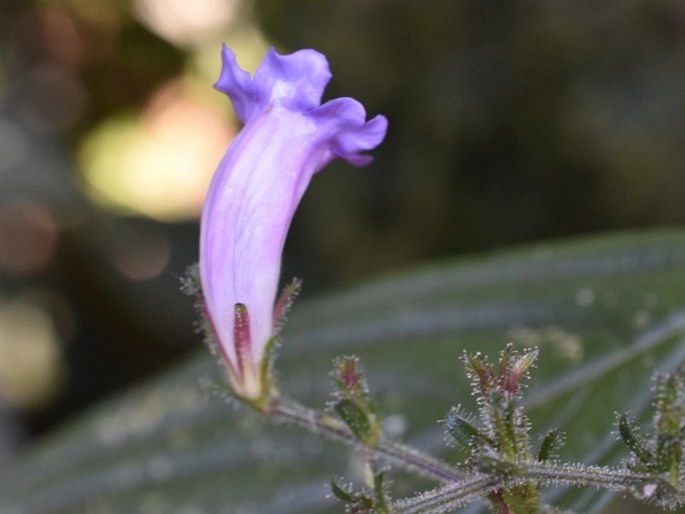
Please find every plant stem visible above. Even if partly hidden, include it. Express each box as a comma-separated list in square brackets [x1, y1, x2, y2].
[522, 461, 651, 490]
[490, 491, 513, 514]
[392, 475, 503, 514]
[270, 396, 464, 483]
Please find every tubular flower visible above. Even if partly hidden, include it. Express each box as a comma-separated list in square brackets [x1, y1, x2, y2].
[199, 45, 387, 402]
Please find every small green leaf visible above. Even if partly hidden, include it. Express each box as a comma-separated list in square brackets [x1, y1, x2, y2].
[538, 428, 564, 463]
[333, 398, 379, 446]
[445, 407, 489, 448]
[617, 414, 653, 465]
[330, 478, 355, 503]
[655, 434, 680, 476]
[371, 470, 390, 514]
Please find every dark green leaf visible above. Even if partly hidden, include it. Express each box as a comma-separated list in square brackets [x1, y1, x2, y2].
[617, 414, 653, 465]
[445, 408, 488, 449]
[538, 428, 564, 463]
[330, 478, 354, 503]
[3, 231, 685, 513]
[333, 399, 373, 443]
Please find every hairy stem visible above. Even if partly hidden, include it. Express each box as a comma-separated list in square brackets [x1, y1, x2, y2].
[393, 475, 504, 514]
[270, 396, 464, 483]
[522, 461, 651, 490]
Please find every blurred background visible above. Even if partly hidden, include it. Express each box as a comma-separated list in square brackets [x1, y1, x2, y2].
[0, 0, 684, 464]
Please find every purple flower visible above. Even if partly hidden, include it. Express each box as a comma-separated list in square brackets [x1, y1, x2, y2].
[199, 45, 387, 401]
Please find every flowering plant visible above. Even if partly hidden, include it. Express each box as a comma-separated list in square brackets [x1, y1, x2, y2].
[198, 45, 387, 403]
[3, 30, 685, 514]
[191, 46, 685, 514]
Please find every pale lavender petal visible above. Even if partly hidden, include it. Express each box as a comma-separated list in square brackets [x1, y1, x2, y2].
[213, 45, 258, 123]
[254, 48, 331, 111]
[199, 45, 387, 399]
[311, 98, 389, 166]
[200, 112, 320, 369]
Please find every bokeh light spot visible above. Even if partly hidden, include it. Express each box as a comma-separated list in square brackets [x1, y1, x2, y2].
[78, 80, 235, 221]
[134, 0, 241, 47]
[21, 63, 88, 133]
[0, 200, 59, 276]
[0, 297, 66, 408]
[109, 229, 172, 282]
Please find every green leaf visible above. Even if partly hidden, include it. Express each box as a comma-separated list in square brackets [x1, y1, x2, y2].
[3, 230, 685, 513]
[445, 407, 488, 449]
[330, 478, 355, 503]
[333, 398, 374, 444]
[617, 414, 653, 466]
[537, 428, 564, 463]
